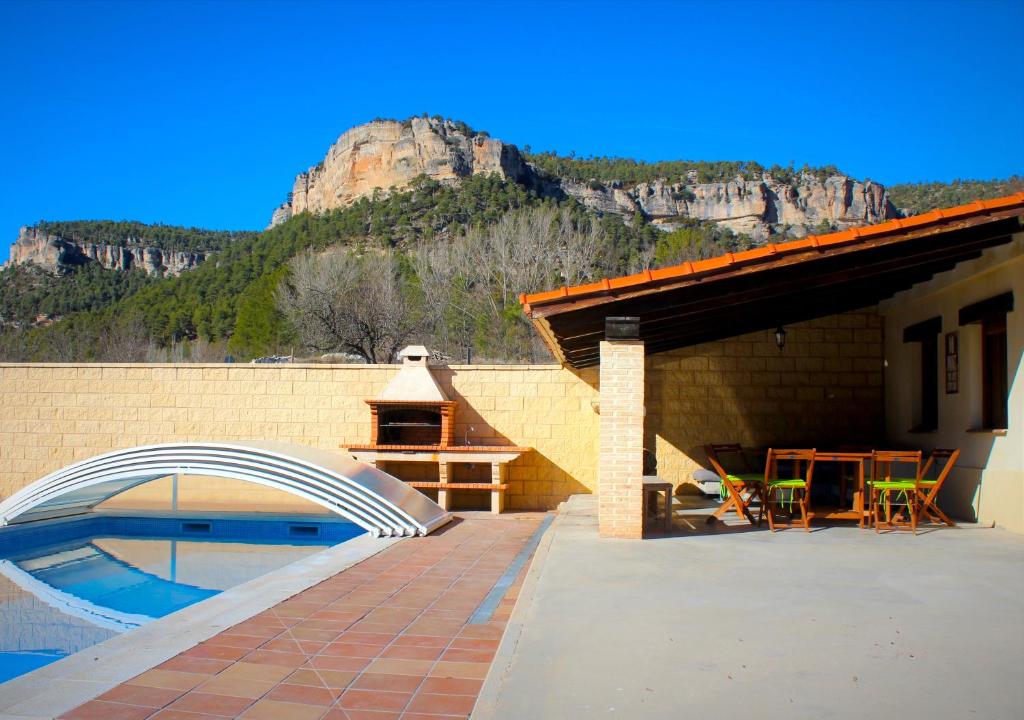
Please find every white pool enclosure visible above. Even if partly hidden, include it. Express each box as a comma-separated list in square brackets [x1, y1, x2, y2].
[0, 441, 452, 537]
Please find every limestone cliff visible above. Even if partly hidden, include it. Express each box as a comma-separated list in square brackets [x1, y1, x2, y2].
[269, 117, 898, 238]
[5, 226, 208, 276]
[561, 174, 896, 239]
[269, 117, 530, 226]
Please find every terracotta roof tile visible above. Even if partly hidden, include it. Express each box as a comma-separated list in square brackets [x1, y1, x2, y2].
[651, 262, 691, 280]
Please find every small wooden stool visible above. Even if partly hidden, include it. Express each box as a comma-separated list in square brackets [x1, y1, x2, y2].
[642, 476, 674, 532]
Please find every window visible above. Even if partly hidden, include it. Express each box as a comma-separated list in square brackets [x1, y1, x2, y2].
[983, 316, 1008, 429]
[919, 333, 939, 430]
[903, 317, 941, 431]
[959, 292, 1013, 431]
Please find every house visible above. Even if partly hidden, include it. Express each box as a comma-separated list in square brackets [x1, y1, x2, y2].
[521, 193, 1024, 536]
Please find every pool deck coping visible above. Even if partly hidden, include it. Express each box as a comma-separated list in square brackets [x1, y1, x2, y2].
[0, 532, 399, 720]
[472, 505, 560, 717]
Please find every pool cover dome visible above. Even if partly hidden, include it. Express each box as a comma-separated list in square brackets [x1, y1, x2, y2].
[0, 441, 452, 537]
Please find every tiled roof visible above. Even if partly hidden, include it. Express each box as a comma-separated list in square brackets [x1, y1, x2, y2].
[520, 192, 1024, 313]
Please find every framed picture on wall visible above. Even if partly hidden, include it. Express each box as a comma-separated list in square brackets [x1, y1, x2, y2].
[945, 332, 959, 394]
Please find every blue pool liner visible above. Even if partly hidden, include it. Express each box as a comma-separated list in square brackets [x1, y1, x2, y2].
[0, 514, 362, 558]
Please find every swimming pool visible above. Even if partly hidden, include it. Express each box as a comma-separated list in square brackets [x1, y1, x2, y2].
[0, 513, 362, 685]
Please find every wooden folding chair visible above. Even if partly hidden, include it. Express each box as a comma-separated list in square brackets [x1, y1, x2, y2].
[759, 448, 815, 532]
[868, 450, 923, 534]
[917, 448, 959, 527]
[704, 443, 764, 525]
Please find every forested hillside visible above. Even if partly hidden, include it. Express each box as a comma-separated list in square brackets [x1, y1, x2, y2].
[524, 152, 841, 186]
[2, 123, 1019, 366]
[888, 176, 1024, 213]
[0, 174, 747, 363]
[31, 220, 255, 252]
[0, 264, 155, 327]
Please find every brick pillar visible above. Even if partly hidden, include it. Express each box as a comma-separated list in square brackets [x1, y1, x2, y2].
[598, 340, 645, 539]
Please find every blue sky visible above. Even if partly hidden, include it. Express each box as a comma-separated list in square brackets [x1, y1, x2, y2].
[1, 0, 1022, 262]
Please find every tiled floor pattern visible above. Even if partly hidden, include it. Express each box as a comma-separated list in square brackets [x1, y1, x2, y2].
[60, 513, 544, 720]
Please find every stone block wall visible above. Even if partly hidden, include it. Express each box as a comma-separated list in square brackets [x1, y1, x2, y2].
[0, 364, 599, 512]
[647, 310, 885, 488]
[0, 310, 884, 516]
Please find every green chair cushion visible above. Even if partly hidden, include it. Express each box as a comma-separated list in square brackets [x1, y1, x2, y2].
[766, 479, 806, 488]
[727, 473, 763, 484]
[869, 480, 917, 490]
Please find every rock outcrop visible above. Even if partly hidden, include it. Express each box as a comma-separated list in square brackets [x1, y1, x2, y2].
[269, 117, 898, 238]
[269, 117, 530, 225]
[561, 174, 897, 239]
[5, 226, 207, 276]
[268, 202, 292, 229]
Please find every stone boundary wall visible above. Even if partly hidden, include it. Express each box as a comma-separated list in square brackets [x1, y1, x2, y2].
[0, 310, 884, 514]
[0, 363, 599, 511]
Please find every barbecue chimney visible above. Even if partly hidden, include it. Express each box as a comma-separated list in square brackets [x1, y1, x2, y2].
[367, 346, 456, 448]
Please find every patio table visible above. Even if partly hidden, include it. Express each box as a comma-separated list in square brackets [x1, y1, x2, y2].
[809, 451, 871, 528]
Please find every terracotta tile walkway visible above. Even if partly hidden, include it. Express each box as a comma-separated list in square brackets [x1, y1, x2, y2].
[60, 513, 544, 720]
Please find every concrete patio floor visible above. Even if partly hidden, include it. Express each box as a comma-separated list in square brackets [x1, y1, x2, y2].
[475, 494, 1024, 720]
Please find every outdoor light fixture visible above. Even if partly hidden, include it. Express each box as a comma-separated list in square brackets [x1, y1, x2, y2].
[774, 326, 787, 350]
[605, 316, 640, 340]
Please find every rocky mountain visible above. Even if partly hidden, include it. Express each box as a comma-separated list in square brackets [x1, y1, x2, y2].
[269, 117, 898, 239]
[5, 226, 208, 276]
[269, 117, 531, 226]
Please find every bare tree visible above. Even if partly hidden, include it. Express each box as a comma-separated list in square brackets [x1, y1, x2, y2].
[42, 323, 95, 362]
[462, 206, 603, 302]
[0, 328, 39, 362]
[412, 241, 476, 355]
[554, 208, 604, 286]
[145, 341, 187, 363]
[185, 337, 229, 363]
[630, 243, 658, 273]
[414, 206, 604, 361]
[98, 315, 154, 362]
[277, 249, 421, 363]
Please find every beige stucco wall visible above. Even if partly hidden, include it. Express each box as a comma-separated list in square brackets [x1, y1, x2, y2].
[881, 235, 1024, 532]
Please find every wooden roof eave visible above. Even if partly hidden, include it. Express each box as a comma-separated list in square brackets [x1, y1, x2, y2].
[525, 207, 1024, 320]
[547, 226, 1008, 347]
[530, 315, 569, 366]
[528, 210, 1023, 368]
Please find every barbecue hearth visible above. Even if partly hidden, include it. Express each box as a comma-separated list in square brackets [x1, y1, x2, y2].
[345, 345, 531, 514]
[369, 400, 456, 448]
[362, 346, 457, 449]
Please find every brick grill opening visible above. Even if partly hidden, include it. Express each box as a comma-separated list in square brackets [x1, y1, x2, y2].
[368, 400, 457, 448]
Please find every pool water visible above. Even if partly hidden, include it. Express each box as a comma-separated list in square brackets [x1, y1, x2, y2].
[0, 515, 361, 685]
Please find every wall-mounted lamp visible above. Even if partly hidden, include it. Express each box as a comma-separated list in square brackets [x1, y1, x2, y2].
[606, 316, 640, 341]
[774, 326, 787, 351]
